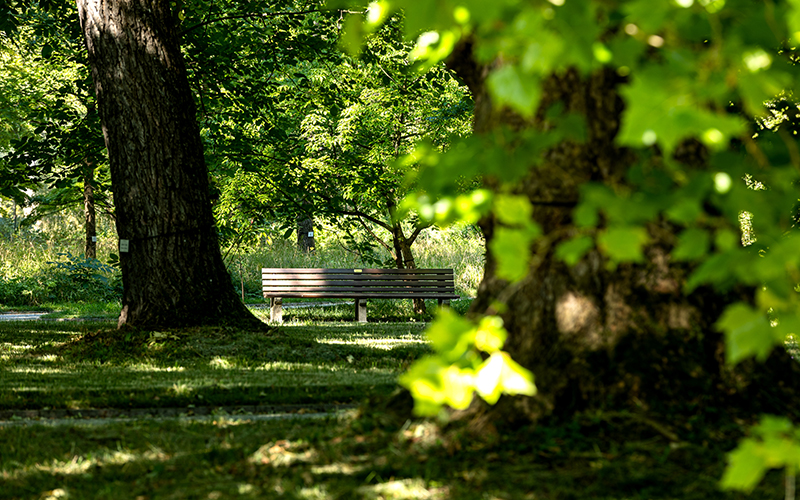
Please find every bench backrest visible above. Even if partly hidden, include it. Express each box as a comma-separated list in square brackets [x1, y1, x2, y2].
[261, 268, 458, 298]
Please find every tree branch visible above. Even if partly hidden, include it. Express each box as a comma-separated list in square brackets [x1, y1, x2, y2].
[356, 216, 396, 261]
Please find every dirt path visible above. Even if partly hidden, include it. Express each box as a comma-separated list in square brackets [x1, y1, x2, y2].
[0, 403, 357, 427]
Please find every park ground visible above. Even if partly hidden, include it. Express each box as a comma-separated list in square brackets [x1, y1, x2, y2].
[0, 301, 788, 500]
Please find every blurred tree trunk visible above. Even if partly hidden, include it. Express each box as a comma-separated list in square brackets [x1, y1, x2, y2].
[77, 0, 262, 329]
[83, 160, 96, 259]
[447, 40, 799, 428]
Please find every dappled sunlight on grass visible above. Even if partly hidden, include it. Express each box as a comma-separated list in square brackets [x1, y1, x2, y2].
[0, 322, 424, 409]
[209, 356, 237, 369]
[317, 336, 428, 350]
[7, 365, 79, 374]
[126, 364, 185, 372]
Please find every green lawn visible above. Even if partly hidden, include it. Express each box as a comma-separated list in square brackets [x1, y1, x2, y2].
[0, 310, 785, 499]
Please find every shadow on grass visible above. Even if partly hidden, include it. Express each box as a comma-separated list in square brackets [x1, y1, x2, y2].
[0, 408, 783, 500]
[0, 321, 431, 411]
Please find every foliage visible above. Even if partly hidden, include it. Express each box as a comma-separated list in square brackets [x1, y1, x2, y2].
[399, 310, 534, 417]
[721, 415, 800, 493]
[179, 1, 471, 267]
[337, 0, 800, 491]
[0, 251, 120, 306]
[0, 3, 110, 211]
[45, 251, 120, 300]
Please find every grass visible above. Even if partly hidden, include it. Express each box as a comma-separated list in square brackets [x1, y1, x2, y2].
[0, 314, 787, 499]
[0, 319, 429, 411]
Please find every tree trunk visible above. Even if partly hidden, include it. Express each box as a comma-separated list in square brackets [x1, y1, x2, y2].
[77, 0, 262, 330]
[297, 216, 314, 253]
[83, 160, 97, 259]
[389, 223, 426, 315]
[385, 197, 427, 315]
[447, 41, 800, 427]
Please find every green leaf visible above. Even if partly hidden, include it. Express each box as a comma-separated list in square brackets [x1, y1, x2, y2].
[486, 65, 541, 118]
[473, 316, 507, 353]
[597, 226, 649, 263]
[425, 309, 475, 362]
[672, 228, 710, 262]
[442, 365, 475, 410]
[489, 227, 535, 282]
[716, 302, 778, 365]
[475, 351, 536, 405]
[555, 235, 595, 266]
[720, 439, 769, 492]
[573, 202, 599, 228]
[665, 197, 702, 224]
[398, 356, 448, 416]
[494, 194, 533, 227]
[790, 0, 800, 43]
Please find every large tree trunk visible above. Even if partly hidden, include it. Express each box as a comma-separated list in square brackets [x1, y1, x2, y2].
[77, 0, 262, 329]
[448, 42, 800, 427]
[83, 160, 96, 259]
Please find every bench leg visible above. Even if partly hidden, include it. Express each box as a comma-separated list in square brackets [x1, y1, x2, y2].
[438, 299, 450, 308]
[355, 299, 367, 323]
[270, 297, 283, 323]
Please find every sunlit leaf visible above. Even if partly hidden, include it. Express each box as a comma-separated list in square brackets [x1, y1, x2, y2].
[475, 351, 536, 405]
[425, 309, 475, 362]
[474, 316, 507, 353]
[720, 439, 769, 492]
[494, 194, 533, 227]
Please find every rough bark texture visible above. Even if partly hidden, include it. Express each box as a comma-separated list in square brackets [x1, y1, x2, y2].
[83, 161, 96, 259]
[447, 40, 800, 428]
[77, 0, 262, 329]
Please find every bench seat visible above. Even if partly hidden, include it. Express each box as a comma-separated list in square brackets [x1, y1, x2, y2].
[262, 268, 460, 322]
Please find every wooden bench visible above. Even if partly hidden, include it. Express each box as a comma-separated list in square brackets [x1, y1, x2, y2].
[261, 268, 460, 323]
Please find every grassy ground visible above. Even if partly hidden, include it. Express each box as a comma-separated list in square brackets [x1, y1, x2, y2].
[0, 307, 786, 500]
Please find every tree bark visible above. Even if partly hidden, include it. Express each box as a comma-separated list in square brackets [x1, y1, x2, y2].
[83, 160, 97, 259]
[77, 0, 262, 329]
[447, 41, 800, 428]
[297, 216, 314, 253]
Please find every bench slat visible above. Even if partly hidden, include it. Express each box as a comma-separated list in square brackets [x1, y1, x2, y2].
[264, 292, 461, 299]
[264, 287, 457, 294]
[263, 279, 452, 286]
[262, 268, 454, 274]
[262, 274, 453, 280]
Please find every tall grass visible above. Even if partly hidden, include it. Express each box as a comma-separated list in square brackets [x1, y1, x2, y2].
[225, 223, 485, 300]
[0, 210, 485, 307]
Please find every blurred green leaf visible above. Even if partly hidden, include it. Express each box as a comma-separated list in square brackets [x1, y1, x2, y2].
[486, 66, 541, 118]
[598, 226, 649, 263]
[716, 302, 781, 365]
[494, 194, 533, 227]
[720, 439, 770, 492]
[673, 228, 710, 262]
[475, 351, 536, 405]
[555, 235, 595, 266]
[490, 227, 537, 282]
